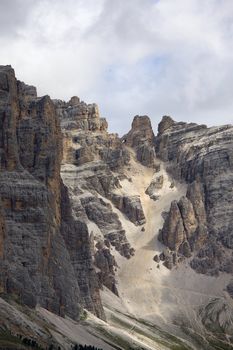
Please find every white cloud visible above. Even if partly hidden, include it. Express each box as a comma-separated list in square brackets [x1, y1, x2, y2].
[0, 0, 233, 134]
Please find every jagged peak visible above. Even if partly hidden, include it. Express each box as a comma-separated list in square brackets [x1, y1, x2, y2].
[157, 115, 210, 137]
[131, 115, 153, 131]
[54, 95, 108, 133]
[121, 115, 157, 168]
[123, 115, 154, 145]
[68, 96, 80, 106]
[17, 80, 37, 100]
[0, 64, 14, 72]
[158, 115, 175, 135]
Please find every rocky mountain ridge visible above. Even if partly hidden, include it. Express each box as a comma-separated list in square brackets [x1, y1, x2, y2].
[55, 97, 148, 296]
[0, 65, 233, 349]
[156, 116, 233, 281]
[0, 65, 104, 321]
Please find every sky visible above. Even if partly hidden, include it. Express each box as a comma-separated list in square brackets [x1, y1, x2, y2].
[1, 0, 233, 135]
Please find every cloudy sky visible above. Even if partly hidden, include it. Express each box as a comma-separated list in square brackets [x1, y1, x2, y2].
[1, 0, 233, 134]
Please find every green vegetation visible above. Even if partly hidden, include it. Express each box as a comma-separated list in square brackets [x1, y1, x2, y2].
[0, 330, 25, 349]
[0, 330, 105, 350]
[109, 312, 192, 350]
[207, 336, 233, 350]
[71, 345, 103, 350]
[0, 330, 57, 350]
[80, 310, 88, 321]
[94, 316, 192, 350]
[93, 325, 146, 350]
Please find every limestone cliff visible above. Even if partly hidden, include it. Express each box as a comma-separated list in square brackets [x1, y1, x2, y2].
[0, 65, 104, 320]
[156, 116, 233, 280]
[54, 99, 150, 294]
[1, 65, 233, 349]
[122, 115, 158, 168]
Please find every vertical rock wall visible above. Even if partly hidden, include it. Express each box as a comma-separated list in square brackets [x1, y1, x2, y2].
[156, 116, 233, 276]
[0, 65, 104, 320]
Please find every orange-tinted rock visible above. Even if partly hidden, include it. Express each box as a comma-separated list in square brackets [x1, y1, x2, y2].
[0, 66, 105, 320]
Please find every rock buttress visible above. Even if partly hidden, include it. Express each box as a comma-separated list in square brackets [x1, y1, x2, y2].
[0, 65, 105, 320]
[156, 116, 233, 277]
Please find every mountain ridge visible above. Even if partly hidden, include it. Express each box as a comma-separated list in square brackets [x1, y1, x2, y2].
[0, 65, 233, 349]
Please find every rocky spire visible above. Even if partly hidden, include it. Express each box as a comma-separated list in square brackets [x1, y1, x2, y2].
[123, 115, 158, 168]
[157, 115, 175, 135]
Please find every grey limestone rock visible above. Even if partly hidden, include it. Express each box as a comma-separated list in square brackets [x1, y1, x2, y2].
[145, 175, 163, 200]
[95, 245, 119, 296]
[122, 115, 158, 168]
[156, 116, 233, 275]
[111, 194, 146, 225]
[0, 65, 104, 321]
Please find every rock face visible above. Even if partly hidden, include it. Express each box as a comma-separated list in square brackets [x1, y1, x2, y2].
[156, 116, 233, 275]
[145, 174, 163, 200]
[60, 185, 105, 319]
[110, 194, 146, 225]
[59, 97, 130, 170]
[81, 195, 133, 259]
[94, 242, 118, 295]
[55, 100, 142, 295]
[1, 65, 233, 349]
[122, 115, 158, 168]
[200, 298, 233, 337]
[159, 182, 206, 253]
[0, 66, 104, 320]
[157, 115, 175, 135]
[56, 97, 108, 132]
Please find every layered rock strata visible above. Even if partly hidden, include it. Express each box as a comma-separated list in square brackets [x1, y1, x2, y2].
[56, 100, 153, 294]
[156, 116, 233, 280]
[0, 65, 104, 320]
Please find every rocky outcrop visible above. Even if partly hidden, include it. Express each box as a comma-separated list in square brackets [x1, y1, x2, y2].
[81, 196, 134, 259]
[227, 281, 233, 298]
[200, 298, 233, 338]
[56, 100, 131, 244]
[123, 115, 154, 147]
[159, 200, 186, 252]
[60, 160, 134, 294]
[57, 101, 153, 294]
[55, 96, 108, 132]
[63, 127, 130, 170]
[122, 115, 158, 168]
[60, 185, 105, 319]
[94, 242, 118, 295]
[61, 154, 136, 292]
[55, 97, 130, 170]
[156, 116, 233, 275]
[60, 162, 122, 296]
[157, 115, 175, 135]
[0, 65, 104, 320]
[0, 200, 5, 263]
[57, 98, 144, 295]
[0, 66, 21, 171]
[159, 181, 207, 252]
[73, 161, 145, 227]
[158, 185, 207, 268]
[110, 194, 146, 225]
[145, 174, 163, 200]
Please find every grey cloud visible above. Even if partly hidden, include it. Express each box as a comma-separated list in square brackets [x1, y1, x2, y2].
[0, 0, 37, 37]
[0, 0, 233, 134]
